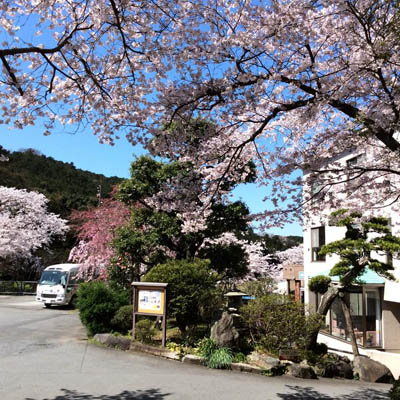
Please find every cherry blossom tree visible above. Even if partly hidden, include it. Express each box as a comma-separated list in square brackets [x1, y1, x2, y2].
[1, 1, 399, 227]
[205, 232, 303, 282]
[0, 186, 68, 260]
[247, 243, 304, 282]
[69, 195, 130, 280]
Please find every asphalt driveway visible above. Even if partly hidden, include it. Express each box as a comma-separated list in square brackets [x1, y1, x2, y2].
[0, 296, 392, 400]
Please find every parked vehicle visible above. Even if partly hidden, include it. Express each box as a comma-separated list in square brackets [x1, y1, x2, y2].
[36, 264, 81, 308]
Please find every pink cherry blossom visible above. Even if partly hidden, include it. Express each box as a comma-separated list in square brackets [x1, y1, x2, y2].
[0, 1, 399, 228]
[68, 195, 130, 280]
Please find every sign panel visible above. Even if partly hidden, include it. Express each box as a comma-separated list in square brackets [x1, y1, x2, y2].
[137, 289, 165, 315]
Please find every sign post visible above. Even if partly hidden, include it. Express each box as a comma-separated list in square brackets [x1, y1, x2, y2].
[131, 282, 168, 347]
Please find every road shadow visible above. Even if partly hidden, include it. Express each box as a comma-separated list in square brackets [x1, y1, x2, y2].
[25, 388, 171, 400]
[276, 385, 389, 400]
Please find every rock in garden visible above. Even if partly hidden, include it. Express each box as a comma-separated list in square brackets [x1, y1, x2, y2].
[182, 355, 203, 365]
[248, 351, 280, 370]
[286, 363, 317, 379]
[353, 356, 394, 383]
[278, 348, 301, 363]
[210, 311, 239, 347]
[94, 333, 131, 350]
[314, 359, 353, 379]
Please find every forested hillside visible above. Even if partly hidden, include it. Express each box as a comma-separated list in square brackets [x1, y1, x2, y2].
[0, 146, 122, 217]
[0, 146, 123, 279]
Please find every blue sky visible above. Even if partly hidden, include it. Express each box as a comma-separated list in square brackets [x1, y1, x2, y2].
[1, 125, 303, 237]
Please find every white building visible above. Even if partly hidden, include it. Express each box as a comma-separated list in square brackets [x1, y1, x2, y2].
[303, 149, 400, 378]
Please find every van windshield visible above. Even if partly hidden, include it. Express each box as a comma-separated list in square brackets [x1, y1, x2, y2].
[39, 271, 68, 286]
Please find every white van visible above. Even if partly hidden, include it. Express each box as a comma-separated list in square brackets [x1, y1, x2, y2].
[36, 264, 81, 308]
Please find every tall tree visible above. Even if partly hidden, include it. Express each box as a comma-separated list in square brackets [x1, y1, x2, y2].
[307, 209, 400, 353]
[113, 156, 254, 283]
[69, 194, 130, 280]
[1, 1, 399, 228]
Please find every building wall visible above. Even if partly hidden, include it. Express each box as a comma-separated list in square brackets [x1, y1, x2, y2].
[382, 300, 400, 350]
[303, 151, 400, 352]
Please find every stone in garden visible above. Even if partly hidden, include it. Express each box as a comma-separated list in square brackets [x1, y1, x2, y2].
[278, 348, 301, 363]
[231, 363, 263, 374]
[352, 356, 394, 383]
[94, 333, 131, 350]
[286, 363, 317, 379]
[314, 359, 353, 379]
[248, 351, 280, 370]
[182, 354, 202, 365]
[210, 311, 239, 347]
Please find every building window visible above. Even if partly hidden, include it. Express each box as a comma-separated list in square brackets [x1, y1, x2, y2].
[322, 287, 382, 348]
[346, 154, 365, 181]
[311, 227, 326, 262]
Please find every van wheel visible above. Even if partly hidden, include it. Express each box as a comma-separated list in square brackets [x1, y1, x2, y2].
[44, 303, 51, 308]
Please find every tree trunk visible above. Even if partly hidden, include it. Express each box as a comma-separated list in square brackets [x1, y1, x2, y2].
[306, 285, 340, 351]
[339, 295, 360, 356]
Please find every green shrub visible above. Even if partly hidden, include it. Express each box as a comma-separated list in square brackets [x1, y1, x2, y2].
[77, 281, 129, 336]
[111, 305, 133, 334]
[240, 294, 323, 355]
[232, 352, 247, 363]
[308, 275, 331, 294]
[240, 277, 276, 297]
[207, 348, 233, 369]
[143, 258, 219, 333]
[195, 337, 233, 369]
[196, 337, 219, 360]
[135, 318, 156, 343]
[390, 379, 400, 400]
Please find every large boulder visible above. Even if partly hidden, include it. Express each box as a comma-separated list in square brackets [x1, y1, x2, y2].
[286, 363, 317, 379]
[313, 359, 353, 379]
[210, 312, 239, 347]
[94, 333, 131, 350]
[248, 351, 280, 370]
[353, 356, 394, 383]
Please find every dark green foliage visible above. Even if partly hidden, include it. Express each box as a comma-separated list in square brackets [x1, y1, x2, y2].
[308, 275, 331, 294]
[389, 379, 400, 400]
[196, 337, 219, 360]
[111, 305, 133, 334]
[196, 337, 232, 369]
[301, 343, 328, 365]
[313, 342, 328, 355]
[246, 232, 303, 254]
[0, 146, 121, 218]
[232, 352, 247, 363]
[143, 259, 219, 333]
[135, 319, 156, 343]
[320, 209, 400, 286]
[112, 156, 254, 285]
[76, 282, 129, 336]
[198, 242, 248, 280]
[207, 348, 233, 369]
[240, 294, 323, 355]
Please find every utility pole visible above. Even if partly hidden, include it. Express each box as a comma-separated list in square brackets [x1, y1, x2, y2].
[97, 184, 102, 206]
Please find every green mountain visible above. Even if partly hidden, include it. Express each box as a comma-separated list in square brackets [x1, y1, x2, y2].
[0, 146, 122, 218]
[0, 145, 124, 279]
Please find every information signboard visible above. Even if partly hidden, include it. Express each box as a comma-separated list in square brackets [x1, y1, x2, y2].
[131, 282, 168, 346]
[137, 289, 165, 314]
